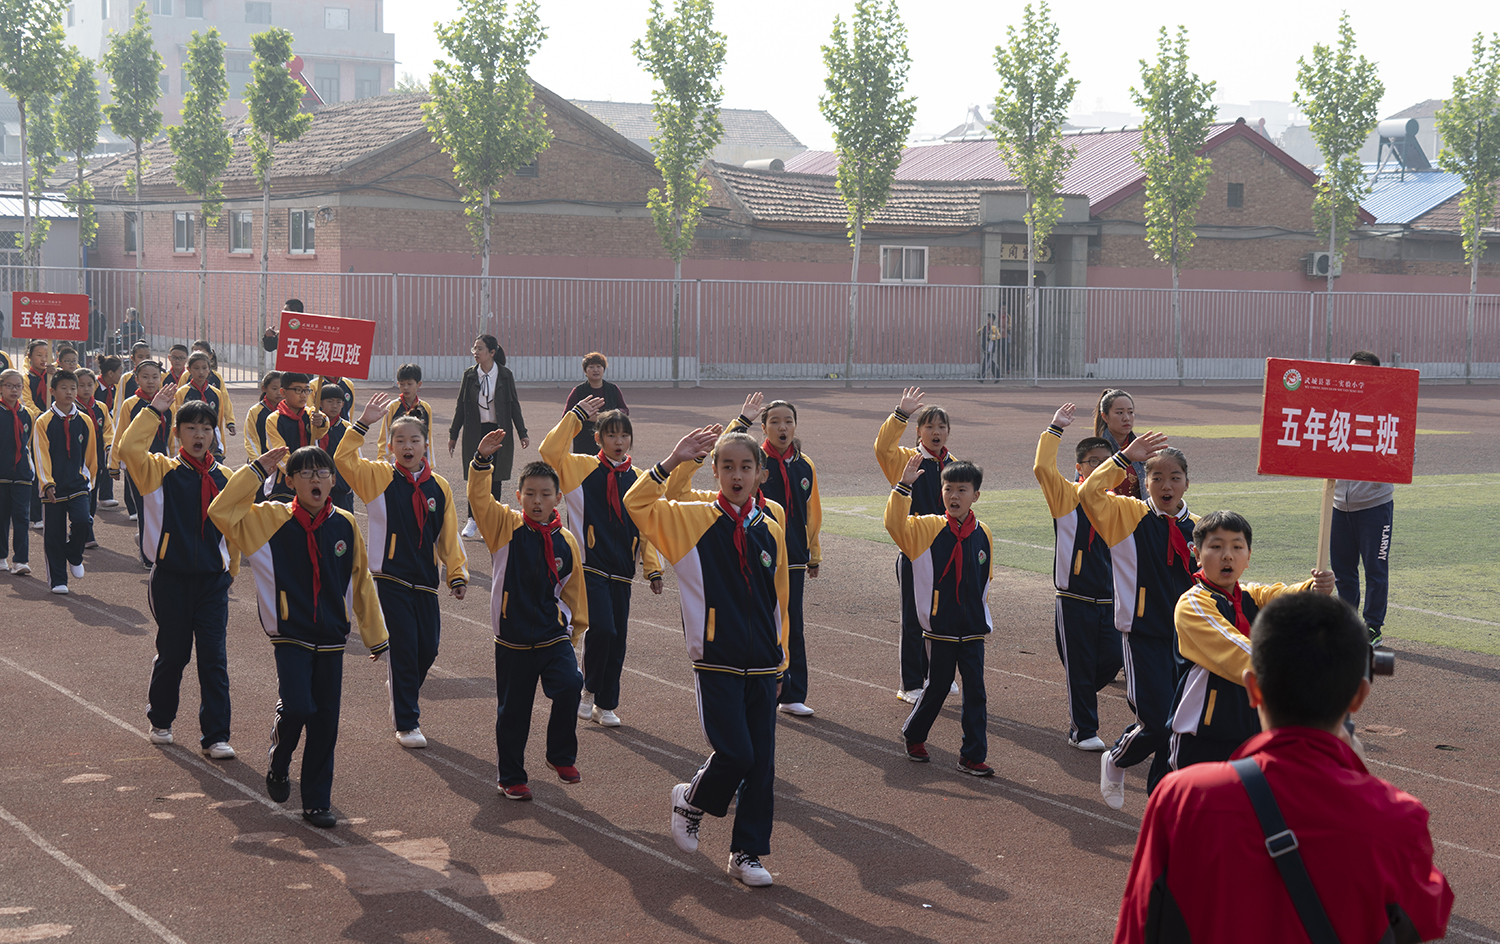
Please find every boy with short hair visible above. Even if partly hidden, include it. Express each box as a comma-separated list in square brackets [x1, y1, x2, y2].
[208, 443, 388, 829]
[540, 397, 663, 729]
[172, 351, 236, 458]
[21, 341, 50, 531]
[111, 360, 171, 563]
[35, 370, 97, 594]
[122, 382, 237, 759]
[95, 355, 123, 510]
[376, 364, 431, 462]
[55, 346, 79, 372]
[885, 456, 994, 775]
[72, 368, 113, 547]
[311, 374, 355, 422]
[264, 373, 330, 499]
[1034, 403, 1122, 751]
[164, 344, 189, 385]
[318, 386, 357, 513]
[875, 386, 958, 704]
[337, 393, 468, 749]
[468, 434, 587, 801]
[0, 368, 35, 576]
[244, 370, 282, 464]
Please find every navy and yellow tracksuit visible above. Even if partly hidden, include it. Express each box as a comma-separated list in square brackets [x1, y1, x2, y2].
[884, 482, 993, 762]
[112, 394, 173, 564]
[95, 384, 117, 506]
[121, 406, 236, 749]
[208, 463, 388, 811]
[0, 401, 34, 568]
[376, 396, 432, 462]
[173, 380, 235, 458]
[728, 414, 823, 707]
[625, 463, 789, 858]
[22, 368, 48, 523]
[319, 420, 356, 512]
[265, 405, 330, 499]
[79, 397, 112, 526]
[244, 395, 279, 464]
[35, 404, 97, 588]
[1080, 453, 1198, 779]
[468, 453, 588, 788]
[1034, 425, 1122, 743]
[875, 409, 956, 692]
[310, 376, 355, 422]
[541, 407, 663, 714]
[338, 421, 468, 734]
[1165, 574, 1315, 782]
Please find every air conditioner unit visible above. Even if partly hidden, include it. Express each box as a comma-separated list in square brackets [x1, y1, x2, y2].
[1305, 251, 1342, 278]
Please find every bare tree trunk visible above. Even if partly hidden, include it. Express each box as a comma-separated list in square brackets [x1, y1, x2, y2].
[1026, 205, 1036, 386]
[672, 253, 682, 389]
[258, 138, 272, 372]
[75, 158, 86, 295]
[481, 188, 492, 333]
[1324, 203, 1336, 362]
[134, 142, 144, 315]
[845, 214, 861, 389]
[1172, 223, 1183, 386]
[197, 213, 208, 342]
[1466, 210, 1479, 383]
[20, 102, 31, 292]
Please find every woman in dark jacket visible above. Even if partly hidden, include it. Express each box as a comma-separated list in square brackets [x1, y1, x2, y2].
[449, 334, 528, 537]
[563, 351, 629, 453]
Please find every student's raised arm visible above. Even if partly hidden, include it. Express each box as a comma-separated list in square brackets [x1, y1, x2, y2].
[119, 388, 177, 492]
[467, 429, 522, 552]
[207, 449, 289, 553]
[1034, 404, 1082, 519]
[540, 399, 605, 491]
[874, 387, 923, 485]
[1078, 431, 1164, 547]
[624, 427, 721, 564]
[338, 394, 398, 503]
[882, 454, 944, 561]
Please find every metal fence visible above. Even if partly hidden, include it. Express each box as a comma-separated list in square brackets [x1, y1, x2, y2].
[3, 265, 1496, 383]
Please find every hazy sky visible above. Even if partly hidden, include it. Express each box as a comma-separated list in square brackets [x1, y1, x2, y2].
[386, 0, 1476, 151]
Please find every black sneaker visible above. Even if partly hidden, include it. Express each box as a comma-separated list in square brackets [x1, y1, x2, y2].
[303, 809, 337, 828]
[266, 770, 290, 803]
[1369, 627, 1384, 647]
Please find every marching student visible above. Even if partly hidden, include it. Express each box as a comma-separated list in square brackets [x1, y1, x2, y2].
[35, 370, 97, 595]
[728, 392, 822, 717]
[336, 393, 468, 749]
[1080, 431, 1198, 811]
[310, 374, 355, 422]
[264, 373, 330, 499]
[468, 430, 587, 801]
[55, 346, 80, 373]
[71, 368, 113, 547]
[317, 386, 357, 513]
[208, 443, 388, 829]
[94, 356, 123, 509]
[540, 396, 663, 729]
[119, 341, 153, 405]
[22, 340, 51, 531]
[164, 344, 189, 386]
[121, 382, 237, 760]
[190, 340, 223, 388]
[244, 371, 283, 464]
[0, 369, 35, 576]
[173, 352, 236, 458]
[875, 386, 959, 704]
[376, 364, 432, 463]
[110, 360, 171, 566]
[884, 455, 994, 775]
[625, 426, 789, 889]
[1034, 403, 1121, 751]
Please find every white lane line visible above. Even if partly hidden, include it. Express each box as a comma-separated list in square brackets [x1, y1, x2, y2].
[1364, 758, 1500, 797]
[0, 802, 190, 944]
[1436, 839, 1500, 862]
[1448, 929, 1500, 944]
[1388, 605, 1500, 628]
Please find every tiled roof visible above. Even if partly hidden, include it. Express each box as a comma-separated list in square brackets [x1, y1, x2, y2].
[1411, 182, 1500, 232]
[1361, 168, 1467, 225]
[571, 101, 803, 149]
[709, 162, 1017, 227]
[1387, 99, 1445, 120]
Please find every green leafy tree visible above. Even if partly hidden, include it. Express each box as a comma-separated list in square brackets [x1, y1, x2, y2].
[102, 2, 164, 310]
[0, 0, 69, 290]
[424, 0, 552, 332]
[819, 0, 917, 386]
[390, 71, 429, 95]
[1131, 25, 1216, 384]
[1436, 33, 1500, 383]
[56, 47, 103, 293]
[632, 0, 726, 387]
[244, 27, 312, 365]
[991, 0, 1077, 379]
[1295, 12, 1382, 360]
[169, 28, 233, 340]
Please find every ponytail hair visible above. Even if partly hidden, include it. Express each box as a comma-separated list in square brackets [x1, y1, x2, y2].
[1094, 388, 1134, 437]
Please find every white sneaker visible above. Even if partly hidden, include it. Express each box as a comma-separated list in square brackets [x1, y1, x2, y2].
[896, 689, 921, 705]
[577, 689, 594, 720]
[128, 513, 138, 521]
[669, 783, 703, 853]
[1070, 734, 1107, 752]
[11, 563, 29, 576]
[778, 702, 815, 717]
[50, 584, 69, 595]
[2, 560, 8, 573]
[149, 727, 174, 745]
[592, 706, 621, 727]
[84, 540, 99, 549]
[30, 520, 43, 530]
[100, 499, 119, 508]
[460, 517, 478, 539]
[1100, 752, 1125, 810]
[727, 851, 773, 887]
[204, 742, 236, 759]
[949, 681, 961, 695]
[396, 728, 428, 749]
[69, 562, 85, 579]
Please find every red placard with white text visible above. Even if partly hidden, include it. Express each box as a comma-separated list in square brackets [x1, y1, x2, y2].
[1257, 357, 1419, 484]
[12, 291, 88, 342]
[274, 311, 376, 380]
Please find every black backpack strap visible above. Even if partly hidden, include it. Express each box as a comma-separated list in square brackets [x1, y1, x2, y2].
[1230, 757, 1343, 944]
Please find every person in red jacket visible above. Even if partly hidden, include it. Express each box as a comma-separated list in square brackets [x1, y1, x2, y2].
[1113, 592, 1452, 944]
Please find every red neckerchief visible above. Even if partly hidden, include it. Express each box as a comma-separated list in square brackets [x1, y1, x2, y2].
[178, 448, 220, 536]
[77, 395, 96, 418]
[919, 443, 949, 466]
[716, 493, 754, 585]
[292, 501, 334, 622]
[275, 401, 310, 447]
[1, 401, 24, 460]
[190, 378, 212, 399]
[51, 405, 76, 459]
[100, 384, 115, 410]
[396, 395, 422, 417]
[1164, 510, 1193, 576]
[260, 394, 277, 412]
[940, 511, 977, 586]
[29, 368, 48, 409]
[523, 510, 563, 586]
[166, 369, 182, 385]
[596, 451, 632, 521]
[762, 440, 797, 524]
[318, 418, 337, 451]
[1193, 570, 1252, 635]
[397, 459, 433, 535]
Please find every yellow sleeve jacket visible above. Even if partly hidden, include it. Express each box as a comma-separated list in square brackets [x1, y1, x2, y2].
[173, 382, 233, 446]
[541, 407, 663, 583]
[874, 409, 954, 517]
[624, 463, 789, 676]
[1034, 425, 1113, 602]
[468, 454, 587, 648]
[22, 368, 48, 414]
[377, 397, 433, 462]
[884, 483, 994, 642]
[310, 376, 355, 421]
[85, 400, 114, 471]
[662, 454, 787, 528]
[727, 414, 822, 568]
[0, 402, 34, 484]
[111, 395, 171, 472]
[245, 399, 272, 464]
[337, 421, 468, 593]
[34, 406, 96, 500]
[1079, 451, 1198, 638]
[207, 464, 388, 654]
[122, 405, 233, 575]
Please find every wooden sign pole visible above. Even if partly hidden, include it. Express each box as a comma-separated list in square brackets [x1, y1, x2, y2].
[1316, 478, 1336, 573]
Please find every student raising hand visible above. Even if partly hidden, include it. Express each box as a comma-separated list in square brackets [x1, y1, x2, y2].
[1053, 402, 1077, 428]
[575, 396, 605, 419]
[360, 392, 393, 426]
[899, 453, 926, 485]
[477, 427, 507, 457]
[257, 447, 289, 477]
[739, 391, 764, 424]
[898, 386, 924, 415]
[152, 382, 179, 414]
[663, 426, 722, 471]
[1122, 430, 1168, 463]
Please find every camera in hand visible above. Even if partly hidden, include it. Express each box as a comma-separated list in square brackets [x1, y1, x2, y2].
[1368, 645, 1395, 680]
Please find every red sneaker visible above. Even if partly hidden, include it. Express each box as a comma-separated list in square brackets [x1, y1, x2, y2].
[499, 783, 532, 801]
[547, 762, 582, 784]
[906, 742, 930, 763]
[957, 759, 994, 777]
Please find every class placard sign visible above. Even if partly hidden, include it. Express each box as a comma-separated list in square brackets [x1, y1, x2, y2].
[274, 311, 376, 380]
[1257, 357, 1419, 484]
[12, 292, 89, 342]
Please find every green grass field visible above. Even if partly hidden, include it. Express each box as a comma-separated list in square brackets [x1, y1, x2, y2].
[821, 473, 1500, 656]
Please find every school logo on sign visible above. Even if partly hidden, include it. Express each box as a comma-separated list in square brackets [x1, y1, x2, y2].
[1282, 368, 1302, 392]
[334, 540, 348, 557]
[760, 549, 773, 568]
[287, 318, 302, 332]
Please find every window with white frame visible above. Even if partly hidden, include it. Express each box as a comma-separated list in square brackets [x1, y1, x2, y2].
[289, 209, 315, 254]
[184, 0, 202, 15]
[67, 4, 74, 25]
[174, 211, 195, 251]
[880, 245, 927, 283]
[313, 62, 340, 104]
[124, 212, 137, 253]
[151, 0, 171, 14]
[231, 211, 253, 252]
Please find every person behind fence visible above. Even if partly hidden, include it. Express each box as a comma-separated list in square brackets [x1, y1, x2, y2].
[117, 308, 145, 354]
[976, 313, 1002, 382]
[35, 369, 97, 595]
[1332, 351, 1395, 647]
[245, 371, 282, 464]
[173, 352, 236, 459]
[0, 368, 35, 577]
[1035, 403, 1121, 752]
[564, 352, 629, 454]
[261, 298, 303, 353]
[376, 364, 432, 463]
[450, 334, 528, 540]
[111, 361, 171, 565]
[72, 368, 113, 548]
[1112, 592, 1453, 944]
[1095, 388, 1143, 499]
[122, 383, 237, 761]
